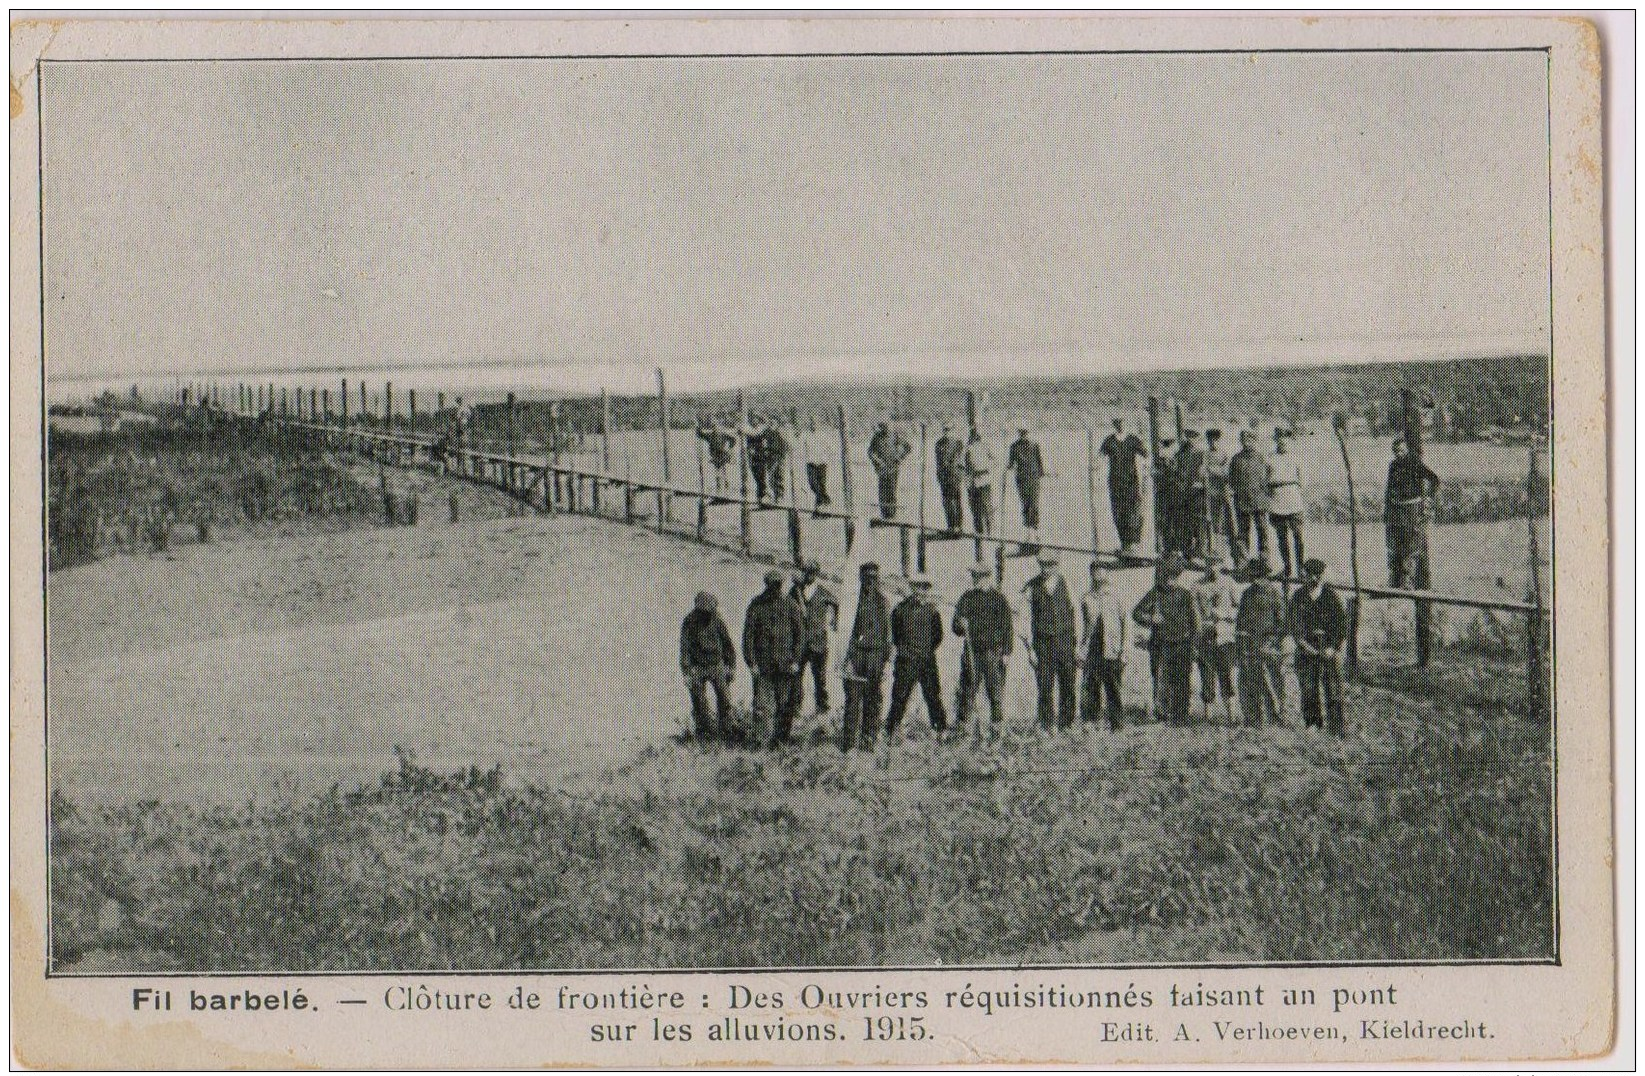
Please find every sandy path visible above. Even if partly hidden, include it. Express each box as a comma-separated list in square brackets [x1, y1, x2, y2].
[47, 504, 774, 806]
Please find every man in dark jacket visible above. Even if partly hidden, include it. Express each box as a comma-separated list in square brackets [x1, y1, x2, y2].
[868, 422, 911, 520]
[743, 568, 806, 747]
[1100, 418, 1147, 554]
[746, 416, 770, 502]
[790, 559, 838, 715]
[953, 562, 1013, 734]
[1234, 559, 1287, 726]
[1384, 436, 1441, 666]
[1026, 552, 1078, 730]
[761, 421, 790, 503]
[840, 561, 891, 752]
[934, 424, 966, 531]
[1132, 554, 1199, 726]
[1173, 430, 1208, 559]
[1288, 558, 1347, 735]
[1006, 428, 1047, 536]
[1228, 429, 1272, 566]
[886, 577, 947, 739]
[680, 591, 736, 741]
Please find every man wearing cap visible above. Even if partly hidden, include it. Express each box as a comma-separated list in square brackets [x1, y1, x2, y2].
[790, 559, 839, 716]
[742, 568, 806, 747]
[1384, 436, 1440, 666]
[953, 562, 1014, 735]
[1025, 552, 1078, 730]
[1204, 428, 1237, 563]
[934, 424, 966, 532]
[1079, 561, 1128, 729]
[744, 415, 770, 503]
[1100, 418, 1147, 554]
[1228, 428, 1272, 566]
[1154, 435, 1181, 556]
[840, 562, 891, 752]
[680, 591, 736, 741]
[1268, 427, 1306, 579]
[1132, 554, 1199, 726]
[886, 576, 947, 739]
[1234, 558, 1288, 726]
[868, 421, 912, 520]
[1006, 427, 1047, 540]
[1287, 558, 1347, 734]
[1191, 558, 1240, 724]
[761, 418, 790, 503]
[963, 428, 997, 539]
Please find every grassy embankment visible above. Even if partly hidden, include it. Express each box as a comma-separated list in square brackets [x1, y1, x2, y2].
[51, 631, 1550, 972]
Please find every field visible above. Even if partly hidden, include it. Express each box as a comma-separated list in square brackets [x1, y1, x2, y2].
[44, 381, 1555, 972]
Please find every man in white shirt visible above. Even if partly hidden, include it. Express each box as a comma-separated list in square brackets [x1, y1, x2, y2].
[1079, 561, 1128, 729]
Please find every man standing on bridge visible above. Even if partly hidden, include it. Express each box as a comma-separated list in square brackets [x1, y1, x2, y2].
[1384, 436, 1441, 666]
[1228, 427, 1272, 567]
[697, 419, 735, 493]
[934, 423, 966, 532]
[745, 416, 771, 503]
[840, 561, 891, 752]
[886, 576, 947, 741]
[953, 562, 1013, 737]
[679, 591, 736, 742]
[1100, 418, 1147, 555]
[761, 418, 790, 504]
[868, 421, 911, 519]
[743, 569, 805, 748]
[963, 427, 997, 538]
[1006, 427, 1047, 552]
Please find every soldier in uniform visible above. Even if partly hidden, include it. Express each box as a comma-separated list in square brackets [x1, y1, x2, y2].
[1228, 428, 1272, 566]
[868, 421, 911, 520]
[1025, 552, 1079, 730]
[1234, 558, 1288, 727]
[1132, 554, 1199, 726]
[886, 576, 947, 740]
[840, 562, 891, 752]
[953, 562, 1013, 737]
[934, 424, 966, 532]
[1288, 558, 1347, 735]
[790, 559, 838, 716]
[742, 568, 805, 748]
[679, 592, 736, 741]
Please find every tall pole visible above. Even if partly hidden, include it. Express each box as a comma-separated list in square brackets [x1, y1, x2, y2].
[738, 389, 751, 555]
[1147, 396, 1163, 559]
[309, 387, 317, 424]
[506, 391, 517, 492]
[657, 369, 672, 526]
[1526, 441, 1546, 717]
[1334, 414, 1363, 676]
[1402, 389, 1432, 665]
[916, 422, 929, 572]
[600, 388, 613, 475]
[1086, 427, 1101, 554]
[340, 378, 349, 431]
[837, 403, 855, 554]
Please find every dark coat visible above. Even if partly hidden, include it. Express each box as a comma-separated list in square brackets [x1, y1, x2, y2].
[743, 587, 805, 674]
[1007, 437, 1046, 490]
[935, 435, 965, 484]
[953, 587, 1014, 655]
[680, 609, 736, 670]
[1100, 434, 1146, 490]
[1228, 448, 1271, 511]
[1385, 455, 1440, 504]
[1288, 584, 1348, 653]
[1026, 573, 1078, 656]
[790, 580, 838, 653]
[868, 430, 909, 476]
[891, 597, 944, 666]
[1235, 580, 1288, 646]
[846, 584, 891, 671]
[1132, 584, 1199, 644]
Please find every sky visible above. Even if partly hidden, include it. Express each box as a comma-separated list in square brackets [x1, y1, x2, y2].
[40, 50, 1551, 391]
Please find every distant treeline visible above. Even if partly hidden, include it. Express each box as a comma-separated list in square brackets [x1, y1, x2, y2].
[467, 355, 1548, 440]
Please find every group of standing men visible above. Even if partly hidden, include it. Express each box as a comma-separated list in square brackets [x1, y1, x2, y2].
[697, 416, 798, 505]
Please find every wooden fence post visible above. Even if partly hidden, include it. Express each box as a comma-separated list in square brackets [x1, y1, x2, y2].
[738, 389, 752, 555]
[837, 403, 855, 554]
[657, 369, 672, 527]
[1402, 389, 1433, 666]
[506, 392, 518, 494]
[1526, 441, 1547, 717]
[695, 435, 708, 542]
[1086, 427, 1101, 554]
[1147, 396, 1163, 558]
[1333, 414, 1362, 677]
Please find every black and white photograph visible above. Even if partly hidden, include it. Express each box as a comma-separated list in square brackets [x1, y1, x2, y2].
[14, 13, 1616, 1069]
